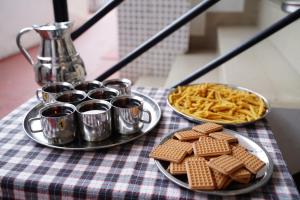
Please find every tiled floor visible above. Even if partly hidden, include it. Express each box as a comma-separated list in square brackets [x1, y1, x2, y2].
[0, 10, 119, 119]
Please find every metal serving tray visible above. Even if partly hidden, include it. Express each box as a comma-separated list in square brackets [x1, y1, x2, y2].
[23, 91, 161, 150]
[167, 83, 270, 126]
[154, 127, 273, 196]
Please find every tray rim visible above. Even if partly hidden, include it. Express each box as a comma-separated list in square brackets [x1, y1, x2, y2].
[23, 90, 161, 150]
[167, 83, 271, 126]
[154, 127, 274, 196]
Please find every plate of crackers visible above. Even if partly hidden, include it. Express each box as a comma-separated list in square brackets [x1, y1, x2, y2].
[167, 83, 270, 125]
[149, 122, 273, 196]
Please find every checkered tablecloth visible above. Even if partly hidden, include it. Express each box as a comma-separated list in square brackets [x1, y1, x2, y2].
[0, 87, 299, 199]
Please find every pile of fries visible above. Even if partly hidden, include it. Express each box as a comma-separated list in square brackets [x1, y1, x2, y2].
[168, 83, 266, 124]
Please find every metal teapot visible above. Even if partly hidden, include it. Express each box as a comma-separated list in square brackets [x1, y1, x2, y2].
[16, 21, 86, 86]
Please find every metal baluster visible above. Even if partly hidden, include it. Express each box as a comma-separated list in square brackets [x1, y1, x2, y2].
[52, 0, 69, 22]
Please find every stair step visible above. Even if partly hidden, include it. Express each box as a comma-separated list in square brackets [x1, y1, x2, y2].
[164, 51, 220, 88]
[218, 26, 300, 108]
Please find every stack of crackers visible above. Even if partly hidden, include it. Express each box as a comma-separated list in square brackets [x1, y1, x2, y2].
[149, 122, 266, 190]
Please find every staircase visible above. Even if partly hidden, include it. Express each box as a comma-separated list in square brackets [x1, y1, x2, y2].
[135, 25, 300, 109]
[217, 26, 300, 108]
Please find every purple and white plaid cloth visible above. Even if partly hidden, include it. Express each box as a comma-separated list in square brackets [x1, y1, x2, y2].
[0, 87, 299, 199]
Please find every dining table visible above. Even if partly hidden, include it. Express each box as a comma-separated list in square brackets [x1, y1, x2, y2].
[0, 86, 299, 199]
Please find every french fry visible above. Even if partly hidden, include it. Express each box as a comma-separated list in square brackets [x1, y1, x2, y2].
[168, 83, 266, 124]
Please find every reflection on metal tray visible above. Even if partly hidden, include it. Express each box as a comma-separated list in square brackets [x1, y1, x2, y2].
[154, 127, 273, 196]
[23, 91, 161, 150]
[167, 83, 270, 126]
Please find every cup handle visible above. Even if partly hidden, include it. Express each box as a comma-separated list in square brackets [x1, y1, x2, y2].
[139, 109, 151, 123]
[28, 117, 42, 133]
[36, 89, 43, 101]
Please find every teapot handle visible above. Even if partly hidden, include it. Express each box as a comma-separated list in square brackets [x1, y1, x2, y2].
[16, 27, 35, 65]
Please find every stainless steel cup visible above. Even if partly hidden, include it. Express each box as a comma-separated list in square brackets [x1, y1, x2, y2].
[36, 82, 74, 103]
[87, 88, 119, 102]
[74, 80, 103, 93]
[103, 78, 131, 95]
[76, 100, 112, 142]
[28, 103, 77, 145]
[111, 95, 151, 135]
[55, 90, 87, 106]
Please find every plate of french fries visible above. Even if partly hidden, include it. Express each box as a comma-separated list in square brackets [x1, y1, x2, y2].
[167, 83, 270, 125]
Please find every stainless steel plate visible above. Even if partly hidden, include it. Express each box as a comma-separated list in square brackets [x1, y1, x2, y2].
[23, 91, 161, 150]
[154, 127, 273, 196]
[167, 83, 270, 126]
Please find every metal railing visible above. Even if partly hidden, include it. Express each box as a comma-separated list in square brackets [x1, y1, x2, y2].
[52, 0, 300, 88]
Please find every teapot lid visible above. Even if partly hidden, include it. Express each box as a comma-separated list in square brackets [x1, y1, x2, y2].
[33, 21, 73, 31]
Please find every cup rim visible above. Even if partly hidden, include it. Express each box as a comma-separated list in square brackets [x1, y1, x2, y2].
[110, 95, 143, 108]
[102, 78, 132, 87]
[55, 90, 87, 104]
[55, 89, 87, 100]
[39, 102, 76, 118]
[73, 80, 103, 88]
[42, 82, 74, 91]
[87, 87, 119, 100]
[76, 99, 112, 114]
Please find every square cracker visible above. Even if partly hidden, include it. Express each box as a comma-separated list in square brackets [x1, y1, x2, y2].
[230, 168, 252, 181]
[192, 123, 223, 134]
[193, 137, 231, 157]
[185, 158, 215, 190]
[222, 178, 233, 189]
[163, 139, 193, 154]
[231, 146, 265, 174]
[209, 132, 238, 143]
[149, 145, 187, 163]
[211, 168, 230, 189]
[170, 156, 205, 175]
[174, 130, 204, 141]
[208, 155, 244, 175]
[234, 176, 251, 184]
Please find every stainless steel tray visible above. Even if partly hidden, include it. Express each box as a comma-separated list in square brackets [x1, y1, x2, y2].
[167, 83, 270, 126]
[154, 127, 273, 196]
[23, 91, 161, 150]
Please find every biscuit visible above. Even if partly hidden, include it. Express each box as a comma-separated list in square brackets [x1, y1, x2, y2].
[230, 143, 246, 149]
[192, 123, 223, 134]
[163, 139, 193, 154]
[170, 156, 205, 175]
[222, 178, 233, 189]
[169, 161, 186, 175]
[231, 146, 265, 174]
[185, 158, 215, 190]
[233, 176, 251, 184]
[211, 168, 230, 189]
[174, 130, 204, 141]
[209, 132, 238, 143]
[208, 155, 244, 175]
[230, 168, 252, 180]
[193, 137, 231, 157]
[149, 145, 187, 163]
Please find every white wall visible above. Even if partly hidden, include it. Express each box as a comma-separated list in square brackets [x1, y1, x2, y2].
[0, 0, 89, 60]
[0, 0, 54, 59]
